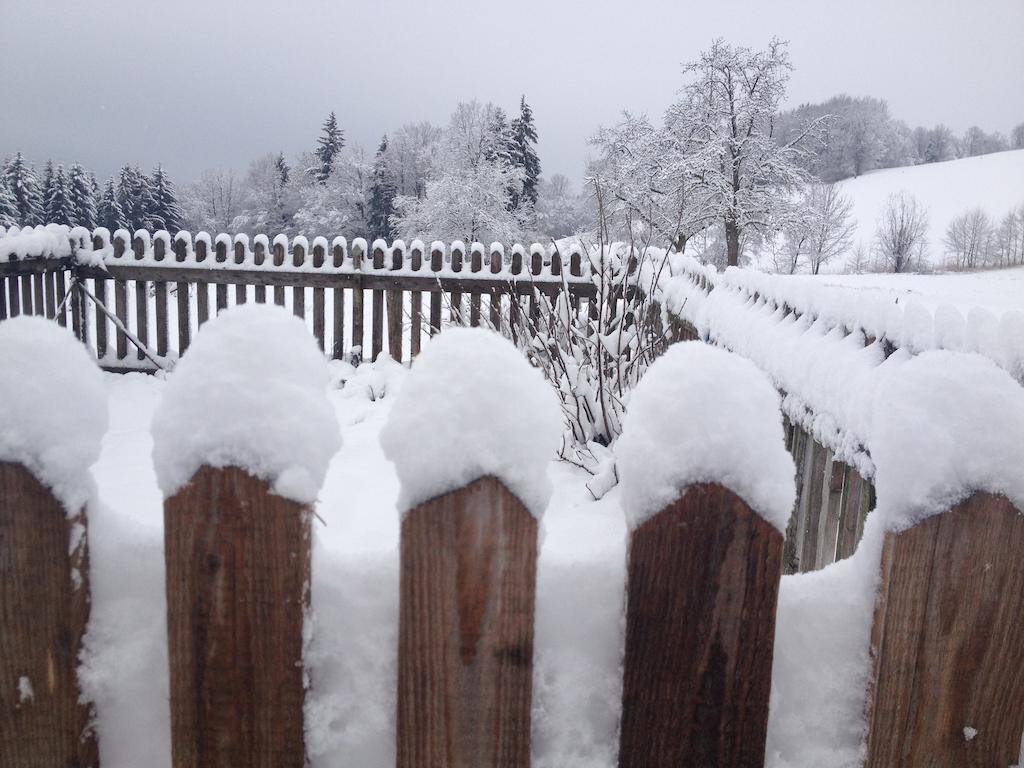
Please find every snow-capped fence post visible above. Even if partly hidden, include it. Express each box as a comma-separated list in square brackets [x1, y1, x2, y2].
[351, 238, 365, 362]
[388, 240, 404, 361]
[410, 241, 423, 356]
[372, 240, 386, 360]
[381, 328, 561, 768]
[616, 343, 795, 768]
[862, 352, 1024, 768]
[152, 305, 341, 768]
[331, 238, 346, 359]
[0, 318, 106, 767]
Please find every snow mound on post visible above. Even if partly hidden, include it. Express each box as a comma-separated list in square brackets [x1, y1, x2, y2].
[380, 328, 561, 517]
[868, 350, 1024, 531]
[151, 304, 341, 503]
[0, 317, 107, 512]
[617, 342, 795, 532]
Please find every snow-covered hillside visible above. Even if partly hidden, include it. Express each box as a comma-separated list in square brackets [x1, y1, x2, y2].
[832, 149, 1024, 273]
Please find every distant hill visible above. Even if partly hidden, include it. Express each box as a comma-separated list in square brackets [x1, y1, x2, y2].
[830, 149, 1024, 273]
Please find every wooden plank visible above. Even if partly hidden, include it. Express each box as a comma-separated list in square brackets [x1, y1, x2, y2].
[254, 239, 267, 303]
[273, 242, 286, 307]
[177, 281, 191, 354]
[835, 465, 863, 560]
[135, 279, 149, 360]
[0, 276, 7, 319]
[816, 453, 845, 569]
[234, 242, 247, 305]
[429, 290, 442, 337]
[332, 243, 346, 359]
[618, 483, 782, 768]
[292, 241, 305, 320]
[216, 282, 228, 314]
[54, 270, 67, 326]
[450, 244, 465, 327]
[114, 278, 129, 358]
[197, 283, 210, 327]
[32, 273, 44, 317]
[20, 274, 32, 315]
[94, 278, 108, 358]
[313, 287, 326, 351]
[43, 269, 56, 319]
[388, 244, 404, 362]
[864, 493, 1024, 768]
[351, 244, 365, 363]
[0, 461, 97, 768]
[164, 466, 309, 768]
[410, 290, 422, 356]
[155, 281, 169, 356]
[8, 274, 21, 317]
[397, 476, 537, 768]
[798, 438, 828, 571]
[489, 289, 501, 330]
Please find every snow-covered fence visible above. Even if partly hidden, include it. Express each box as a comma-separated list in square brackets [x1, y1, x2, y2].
[0, 225, 597, 371]
[151, 306, 341, 768]
[381, 329, 561, 768]
[0, 317, 106, 767]
[616, 344, 795, 766]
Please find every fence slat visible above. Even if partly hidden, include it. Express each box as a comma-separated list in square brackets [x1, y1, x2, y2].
[372, 245, 385, 362]
[835, 465, 862, 560]
[397, 476, 537, 768]
[292, 242, 305, 320]
[114, 279, 129, 358]
[93, 278, 108, 359]
[799, 437, 827, 570]
[815, 452, 845, 569]
[351, 243, 365, 363]
[135, 279, 149, 359]
[54, 270, 67, 326]
[388, 244, 404, 361]
[164, 466, 310, 768]
[254, 239, 267, 303]
[155, 281, 169, 356]
[331, 243, 345, 359]
[20, 275, 32, 315]
[43, 269, 56, 319]
[618, 482, 783, 768]
[8, 276, 20, 317]
[0, 276, 7, 319]
[32, 273, 44, 316]
[864, 493, 1024, 768]
[0, 461, 97, 768]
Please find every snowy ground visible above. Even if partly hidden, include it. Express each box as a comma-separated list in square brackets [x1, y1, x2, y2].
[82, 362, 868, 768]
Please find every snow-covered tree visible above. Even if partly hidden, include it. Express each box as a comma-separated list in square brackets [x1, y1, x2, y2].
[0, 180, 18, 226]
[802, 182, 855, 274]
[230, 153, 300, 236]
[874, 191, 929, 272]
[943, 208, 994, 270]
[68, 163, 97, 230]
[1, 153, 43, 225]
[392, 101, 527, 243]
[387, 122, 443, 198]
[117, 165, 161, 231]
[43, 165, 75, 226]
[665, 38, 821, 265]
[1012, 123, 1024, 150]
[993, 205, 1023, 266]
[368, 135, 397, 241]
[314, 111, 344, 184]
[510, 96, 541, 208]
[180, 168, 241, 233]
[961, 126, 1008, 157]
[150, 165, 184, 233]
[97, 178, 130, 232]
[535, 174, 588, 239]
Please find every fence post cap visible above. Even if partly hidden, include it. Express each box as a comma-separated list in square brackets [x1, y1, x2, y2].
[617, 341, 795, 532]
[380, 327, 561, 518]
[0, 317, 107, 513]
[151, 304, 341, 504]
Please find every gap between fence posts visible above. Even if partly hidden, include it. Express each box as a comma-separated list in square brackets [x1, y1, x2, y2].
[864, 492, 1024, 768]
[396, 475, 538, 768]
[163, 465, 310, 768]
[617, 482, 783, 768]
[0, 462, 98, 768]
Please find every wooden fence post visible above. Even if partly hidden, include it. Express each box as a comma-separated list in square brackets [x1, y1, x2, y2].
[864, 492, 1024, 768]
[618, 483, 784, 768]
[397, 476, 538, 768]
[388, 241, 404, 361]
[164, 466, 311, 768]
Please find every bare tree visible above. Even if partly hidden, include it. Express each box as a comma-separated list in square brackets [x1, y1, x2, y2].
[874, 191, 929, 272]
[805, 183, 856, 273]
[943, 208, 993, 270]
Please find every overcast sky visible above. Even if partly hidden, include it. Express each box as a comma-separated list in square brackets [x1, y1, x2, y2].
[2, 0, 1022, 188]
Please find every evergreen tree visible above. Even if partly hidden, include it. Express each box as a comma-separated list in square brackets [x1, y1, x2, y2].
[43, 165, 75, 226]
[68, 163, 97, 229]
[275, 152, 290, 186]
[97, 178, 129, 232]
[117, 165, 161, 231]
[0, 181, 18, 227]
[315, 111, 345, 183]
[368, 135, 397, 241]
[150, 165, 184, 233]
[485, 108, 515, 168]
[1, 153, 44, 225]
[510, 96, 541, 208]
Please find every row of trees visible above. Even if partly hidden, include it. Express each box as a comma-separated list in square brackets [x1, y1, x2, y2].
[180, 97, 549, 245]
[0, 153, 184, 233]
[942, 203, 1024, 270]
[777, 95, 1024, 182]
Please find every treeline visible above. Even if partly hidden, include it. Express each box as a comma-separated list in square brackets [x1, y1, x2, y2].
[0, 153, 184, 233]
[776, 95, 1024, 182]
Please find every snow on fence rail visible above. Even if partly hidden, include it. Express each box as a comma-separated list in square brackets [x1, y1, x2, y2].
[3, 315, 1024, 767]
[655, 255, 1024, 574]
[0, 224, 597, 371]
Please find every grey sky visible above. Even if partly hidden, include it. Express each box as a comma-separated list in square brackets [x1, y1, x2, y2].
[2, 0, 1022, 187]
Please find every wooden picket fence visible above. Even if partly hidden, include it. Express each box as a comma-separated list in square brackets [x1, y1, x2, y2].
[0, 229, 597, 370]
[3, 399, 1023, 766]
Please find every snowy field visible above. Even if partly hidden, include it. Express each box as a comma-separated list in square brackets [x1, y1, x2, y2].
[81, 361, 868, 768]
[832, 149, 1024, 273]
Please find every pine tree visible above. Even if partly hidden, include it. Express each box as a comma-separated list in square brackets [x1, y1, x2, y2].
[68, 163, 97, 229]
[275, 152, 290, 186]
[368, 135, 397, 241]
[117, 165, 161, 231]
[314, 111, 344, 183]
[0, 181, 18, 227]
[43, 165, 75, 226]
[1, 153, 44, 225]
[485, 108, 515, 168]
[150, 165, 184, 233]
[97, 178, 129, 232]
[510, 96, 541, 208]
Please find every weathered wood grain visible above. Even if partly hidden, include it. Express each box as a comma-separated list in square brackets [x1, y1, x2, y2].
[0, 461, 97, 768]
[397, 476, 538, 768]
[618, 483, 783, 768]
[164, 465, 310, 768]
[864, 493, 1024, 768]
